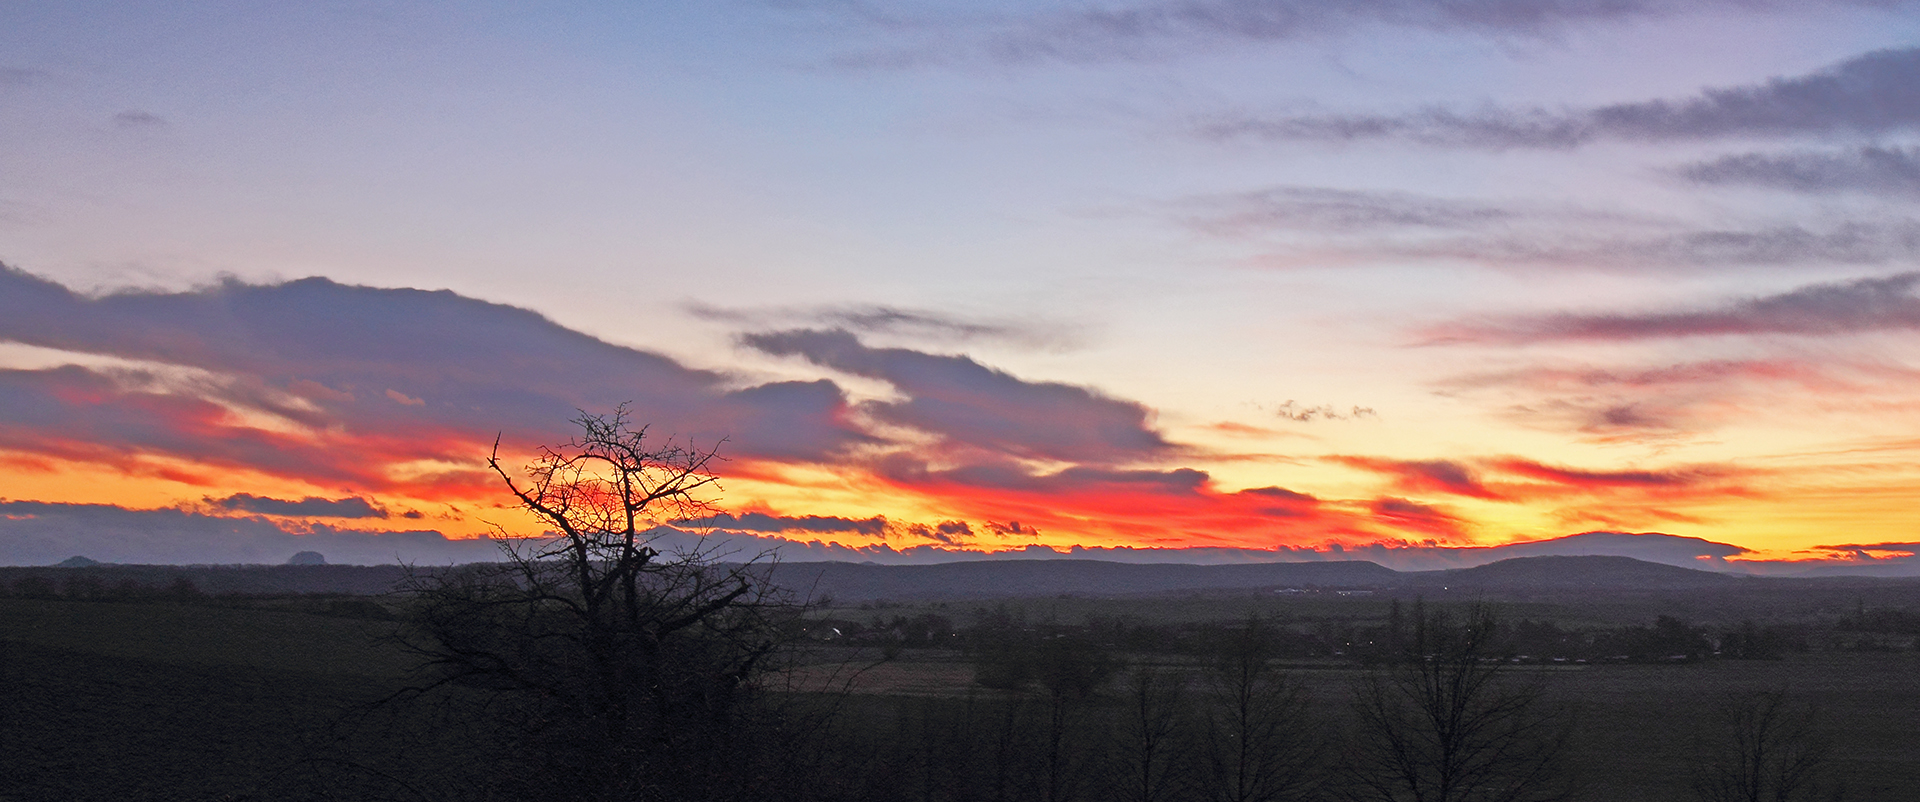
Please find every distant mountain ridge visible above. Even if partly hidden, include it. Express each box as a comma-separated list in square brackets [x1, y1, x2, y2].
[1406, 555, 1741, 591]
[13, 553, 1912, 601]
[764, 559, 1400, 601]
[767, 553, 1748, 601]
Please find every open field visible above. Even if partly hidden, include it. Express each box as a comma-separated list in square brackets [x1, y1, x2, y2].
[792, 645, 1920, 801]
[2, 589, 1917, 800]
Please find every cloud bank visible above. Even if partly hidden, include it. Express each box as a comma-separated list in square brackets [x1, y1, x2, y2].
[0, 267, 1796, 554]
[0, 265, 871, 499]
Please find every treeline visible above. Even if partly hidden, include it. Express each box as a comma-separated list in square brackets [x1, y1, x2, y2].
[0, 570, 399, 619]
[0, 563, 411, 596]
[810, 600, 1913, 665]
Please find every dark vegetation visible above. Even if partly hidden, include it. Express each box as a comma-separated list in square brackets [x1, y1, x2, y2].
[6, 561, 1920, 800]
[3, 414, 1918, 800]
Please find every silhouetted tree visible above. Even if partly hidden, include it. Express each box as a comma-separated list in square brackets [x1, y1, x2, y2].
[1691, 690, 1841, 802]
[1201, 615, 1321, 802]
[1115, 664, 1191, 802]
[1341, 603, 1573, 802]
[1036, 632, 1119, 802]
[397, 406, 795, 802]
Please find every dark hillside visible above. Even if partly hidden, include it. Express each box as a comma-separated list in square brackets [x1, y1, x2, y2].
[1407, 555, 1742, 591]
[766, 558, 1399, 601]
[0, 564, 414, 596]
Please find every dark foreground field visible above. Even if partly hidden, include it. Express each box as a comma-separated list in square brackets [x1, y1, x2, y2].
[1, 589, 1917, 802]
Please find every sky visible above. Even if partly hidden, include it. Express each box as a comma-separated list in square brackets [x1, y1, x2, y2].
[4, 0, 1920, 568]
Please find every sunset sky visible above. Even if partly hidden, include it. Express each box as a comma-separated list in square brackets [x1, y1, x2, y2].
[4, 1, 1920, 568]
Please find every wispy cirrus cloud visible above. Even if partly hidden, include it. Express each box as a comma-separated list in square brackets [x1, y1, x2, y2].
[1426, 271, 1920, 343]
[1333, 456, 1503, 499]
[1334, 454, 1753, 501]
[1388, 220, 1920, 271]
[1434, 356, 1920, 440]
[690, 301, 1075, 349]
[112, 110, 166, 129]
[1178, 186, 1920, 271]
[816, 0, 1900, 67]
[1209, 46, 1920, 148]
[1176, 186, 1522, 235]
[1490, 457, 1744, 492]
[1677, 145, 1920, 199]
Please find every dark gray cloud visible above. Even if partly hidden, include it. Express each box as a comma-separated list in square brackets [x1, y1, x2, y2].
[1678, 145, 1920, 198]
[742, 328, 1173, 464]
[0, 266, 875, 491]
[112, 110, 166, 128]
[822, 1, 1897, 67]
[1211, 46, 1920, 147]
[876, 454, 1210, 495]
[1236, 484, 1322, 517]
[1367, 496, 1466, 538]
[671, 511, 985, 545]
[691, 301, 1067, 347]
[207, 493, 386, 519]
[984, 520, 1042, 537]
[0, 500, 494, 566]
[904, 519, 975, 545]
[1334, 456, 1503, 499]
[1207, 106, 1591, 149]
[1427, 271, 1920, 343]
[1409, 220, 1920, 269]
[1430, 357, 1908, 441]
[1809, 541, 1920, 564]
[673, 511, 890, 536]
[1177, 185, 1917, 271]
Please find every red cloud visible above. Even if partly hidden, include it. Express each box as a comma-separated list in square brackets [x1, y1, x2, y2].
[1367, 497, 1467, 539]
[1330, 456, 1504, 499]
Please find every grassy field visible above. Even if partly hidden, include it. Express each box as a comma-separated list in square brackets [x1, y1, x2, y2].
[0, 599, 416, 801]
[1, 595, 1916, 800]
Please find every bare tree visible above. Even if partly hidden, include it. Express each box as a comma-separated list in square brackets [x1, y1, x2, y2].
[1341, 603, 1573, 802]
[1115, 664, 1191, 802]
[1692, 690, 1841, 802]
[1201, 615, 1322, 802]
[397, 406, 795, 802]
